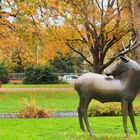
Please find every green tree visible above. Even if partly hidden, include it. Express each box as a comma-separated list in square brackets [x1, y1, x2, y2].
[0, 63, 8, 83]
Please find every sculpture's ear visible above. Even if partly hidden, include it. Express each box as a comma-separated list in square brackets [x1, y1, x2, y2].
[120, 56, 129, 63]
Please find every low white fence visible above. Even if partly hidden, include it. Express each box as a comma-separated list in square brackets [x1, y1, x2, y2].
[8, 73, 85, 80]
[8, 73, 25, 80]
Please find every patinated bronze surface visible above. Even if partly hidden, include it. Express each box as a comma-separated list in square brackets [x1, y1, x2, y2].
[74, 56, 140, 137]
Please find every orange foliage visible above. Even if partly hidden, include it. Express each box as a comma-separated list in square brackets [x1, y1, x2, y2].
[0, 0, 135, 70]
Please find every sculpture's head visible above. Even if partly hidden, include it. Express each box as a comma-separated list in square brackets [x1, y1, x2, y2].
[104, 56, 132, 77]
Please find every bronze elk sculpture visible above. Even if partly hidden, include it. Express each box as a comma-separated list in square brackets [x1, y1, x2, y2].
[74, 56, 140, 137]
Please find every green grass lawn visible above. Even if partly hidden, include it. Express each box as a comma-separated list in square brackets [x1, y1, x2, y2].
[2, 84, 73, 88]
[0, 86, 140, 139]
[0, 116, 140, 140]
[0, 91, 79, 112]
[0, 90, 140, 113]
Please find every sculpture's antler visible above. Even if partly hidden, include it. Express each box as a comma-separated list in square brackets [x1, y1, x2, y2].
[111, 36, 140, 59]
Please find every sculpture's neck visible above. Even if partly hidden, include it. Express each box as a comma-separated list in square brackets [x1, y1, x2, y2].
[122, 70, 140, 92]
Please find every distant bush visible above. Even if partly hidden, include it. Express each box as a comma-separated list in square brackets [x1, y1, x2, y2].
[88, 103, 140, 116]
[0, 63, 8, 84]
[24, 65, 59, 84]
[50, 57, 75, 73]
[135, 105, 140, 115]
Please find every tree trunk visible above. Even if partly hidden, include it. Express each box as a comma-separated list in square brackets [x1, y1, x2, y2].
[92, 57, 104, 74]
[133, 0, 140, 63]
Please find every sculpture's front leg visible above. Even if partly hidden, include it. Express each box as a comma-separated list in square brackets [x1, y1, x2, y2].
[121, 100, 130, 137]
[128, 102, 139, 135]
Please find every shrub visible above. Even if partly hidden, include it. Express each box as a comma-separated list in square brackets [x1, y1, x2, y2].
[0, 63, 8, 84]
[19, 106, 50, 118]
[88, 102, 140, 116]
[19, 95, 50, 118]
[24, 65, 59, 84]
[135, 105, 140, 116]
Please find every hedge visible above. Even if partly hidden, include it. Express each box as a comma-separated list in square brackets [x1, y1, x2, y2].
[88, 102, 140, 116]
[24, 65, 59, 84]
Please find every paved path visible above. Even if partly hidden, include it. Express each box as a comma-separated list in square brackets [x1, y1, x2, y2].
[0, 111, 78, 118]
[0, 88, 74, 92]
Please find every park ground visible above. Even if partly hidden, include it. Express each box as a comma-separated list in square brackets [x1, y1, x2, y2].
[0, 117, 140, 140]
[0, 84, 140, 140]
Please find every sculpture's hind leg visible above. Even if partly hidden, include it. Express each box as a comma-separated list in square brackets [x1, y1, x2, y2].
[82, 97, 93, 137]
[121, 100, 129, 137]
[78, 97, 85, 132]
[128, 102, 138, 135]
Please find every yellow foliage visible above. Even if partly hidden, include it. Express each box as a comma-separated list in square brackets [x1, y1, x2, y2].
[0, 0, 134, 69]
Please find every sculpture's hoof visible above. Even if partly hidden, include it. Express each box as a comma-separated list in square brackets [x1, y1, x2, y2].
[81, 127, 86, 132]
[89, 132, 94, 137]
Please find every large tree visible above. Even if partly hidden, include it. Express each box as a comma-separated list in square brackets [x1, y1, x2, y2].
[0, 0, 46, 66]
[1, 0, 140, 73]
[0, 0, 18, 66]
[125, 0, 140, 63]
[45, 0, 140, 73]
[133, 0, 140, 63]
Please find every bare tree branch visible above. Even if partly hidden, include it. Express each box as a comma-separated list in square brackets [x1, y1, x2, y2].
[101, 57, 116, 70]
[0, 19, 17, 32]
[66, 40, 93, 67]
[38, 6, 49, 27]
[95, 0, 102, 11]
[103, 25, 132, 59]
[30, 15, 38, 28]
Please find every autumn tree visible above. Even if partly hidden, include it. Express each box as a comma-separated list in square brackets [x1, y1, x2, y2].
[43, 0, 140, 73]
[0, 0, 16, 69]
[1, 0, 140, 73]
[30, 0, 140, 72]
[128, 0, 140, 63]
[0, 0, 20, 67]
[0, 0, 46, 66]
